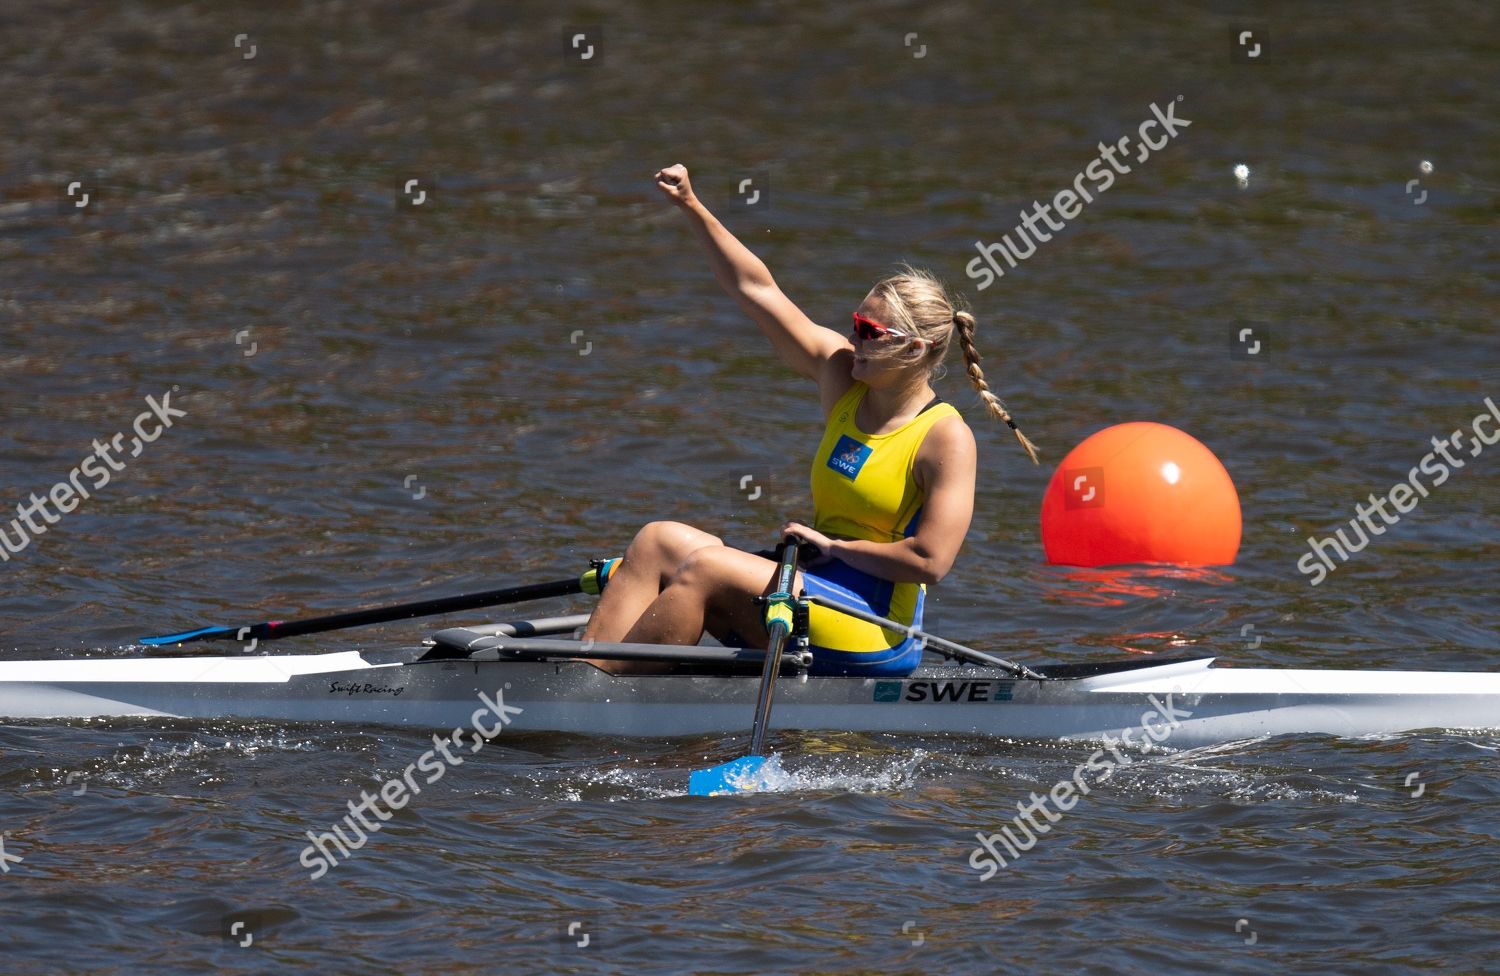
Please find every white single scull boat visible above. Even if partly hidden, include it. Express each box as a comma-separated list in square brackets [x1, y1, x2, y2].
[2, 615, 1497, 748]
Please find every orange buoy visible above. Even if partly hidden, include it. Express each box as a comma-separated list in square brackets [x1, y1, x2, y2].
[1040, 422, 1241, 567]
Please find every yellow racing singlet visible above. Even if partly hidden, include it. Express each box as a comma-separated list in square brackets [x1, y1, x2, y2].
[811, 382, 961, 545]
[802, 382, 961, 663]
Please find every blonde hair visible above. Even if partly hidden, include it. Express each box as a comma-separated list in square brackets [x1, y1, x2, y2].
[867, 266, 1040, 464]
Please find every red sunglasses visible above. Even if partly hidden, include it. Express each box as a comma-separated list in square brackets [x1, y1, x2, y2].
[851, 312, 913, 342]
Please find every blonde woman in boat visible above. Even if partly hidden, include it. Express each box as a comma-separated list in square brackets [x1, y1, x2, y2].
[582, 164, 1037, 675]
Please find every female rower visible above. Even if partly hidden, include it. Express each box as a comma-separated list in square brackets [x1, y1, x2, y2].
[580, 164, 1038, 676]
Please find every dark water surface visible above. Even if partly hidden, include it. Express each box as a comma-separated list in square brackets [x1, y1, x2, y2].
[2, 2, 1497, 973]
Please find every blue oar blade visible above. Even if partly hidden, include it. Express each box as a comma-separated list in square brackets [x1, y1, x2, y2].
[139, 625, 235, 647]
[688, 755, 770, 796]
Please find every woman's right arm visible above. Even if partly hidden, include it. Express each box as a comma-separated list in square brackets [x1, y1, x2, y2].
[656, 164, 849, 382]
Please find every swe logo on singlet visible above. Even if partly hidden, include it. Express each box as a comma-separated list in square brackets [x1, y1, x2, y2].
[827, 434, 872, 480]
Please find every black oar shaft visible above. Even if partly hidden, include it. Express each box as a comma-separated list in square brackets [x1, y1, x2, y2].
[144, 571, 600, 646]
[249, 576, 588, 641]
[748, 539, 802, 757]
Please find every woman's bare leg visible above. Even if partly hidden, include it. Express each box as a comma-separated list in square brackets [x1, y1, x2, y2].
[582, 521, 723, 643]
[622, 546, 803, 647]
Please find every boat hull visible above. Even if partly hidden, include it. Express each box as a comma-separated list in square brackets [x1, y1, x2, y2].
[1, 653, 1498, 747]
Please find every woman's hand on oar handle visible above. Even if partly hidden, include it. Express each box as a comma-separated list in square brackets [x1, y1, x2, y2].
[654, 164, 696, 207]
[780, 521, 834, 564]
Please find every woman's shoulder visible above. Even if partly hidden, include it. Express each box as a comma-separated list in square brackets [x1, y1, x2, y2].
[916, 410, 976, 459]
[912, 412, 976, 494]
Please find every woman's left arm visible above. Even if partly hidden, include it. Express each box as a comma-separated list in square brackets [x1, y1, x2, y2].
[782, 418, 976, 585]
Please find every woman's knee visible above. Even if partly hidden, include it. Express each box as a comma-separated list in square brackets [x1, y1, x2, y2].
[673, 546, 796, 594]
[670, 545, 737, 591]
[632, 520, 723, 570]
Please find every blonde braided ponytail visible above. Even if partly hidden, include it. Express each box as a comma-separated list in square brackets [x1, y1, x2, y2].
[953, 310, 1040, 464]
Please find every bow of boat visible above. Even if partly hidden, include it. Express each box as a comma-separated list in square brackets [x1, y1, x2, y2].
[1078, 657, 1500, 697]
